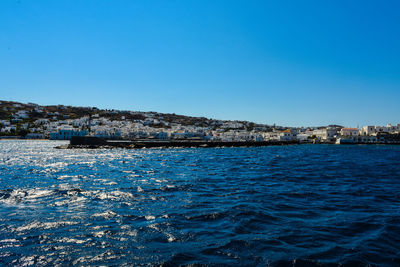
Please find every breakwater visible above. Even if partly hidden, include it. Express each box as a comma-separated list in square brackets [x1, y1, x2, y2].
[66, 136, 299, 148]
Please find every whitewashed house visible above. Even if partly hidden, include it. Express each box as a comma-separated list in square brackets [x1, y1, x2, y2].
[279, 129, 297, 141]
[360, 124, 398, 136]
[313, 127, 337, 141]
[340, 128, 359, 137]
[296, 133, 310, 142]
[386, 124, 400, 133]
[360, 126, 376, 136]
[50, 128, 88, 140]
[263, 131, 280, 141]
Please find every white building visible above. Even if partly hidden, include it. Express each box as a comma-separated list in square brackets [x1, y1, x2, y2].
[312, 127, 337, 141]
[296, 133, 310, 142]
[149, 132, 169, 140]
[386, 124, 400, 133]
[50, 129, 88, 140]
[357, 135, 378, 143]
[279, 129, 297, 141]
[221, 121, 243, 129]
[263, 131, 280, 141]
[340, 128, 359, 137]
[360, 126, 376, 136]
[34, 119, 49, 125]
[264, 129, 297, 141]
[360, 124, 399, 136]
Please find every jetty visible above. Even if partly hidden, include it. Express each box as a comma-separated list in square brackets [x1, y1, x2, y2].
[62, 136, 299, 149]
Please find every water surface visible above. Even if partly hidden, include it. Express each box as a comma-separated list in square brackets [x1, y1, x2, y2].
[0, 140, 400, 266]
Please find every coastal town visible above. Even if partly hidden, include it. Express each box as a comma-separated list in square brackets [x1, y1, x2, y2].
[1, 100, 399, 145]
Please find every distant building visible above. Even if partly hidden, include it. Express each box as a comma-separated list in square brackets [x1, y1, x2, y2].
[25, 133, 45, 139]
[336, 135, 378, 144]
[14, 110, 29, 119]
[361, 124, 400, 136]
[387, 124, 400, 133]
[149, 132, 169, 140]
[357, 135, 378, 143]
[312, 127, 338, 142]
[50, 129, 88, 140]
[360, 126, 376, 136]
[128, 131, 149, 140]
[264, 129, 297, 141]
[340, 128, 359, 137]
[279, 129, 297, 141]
[263, 131, 280, 141]
[93, 128, 121, 139]
[296, 133, 310, 142]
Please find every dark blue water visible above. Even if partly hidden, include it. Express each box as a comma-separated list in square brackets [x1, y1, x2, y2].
[0, 141, 400, 266]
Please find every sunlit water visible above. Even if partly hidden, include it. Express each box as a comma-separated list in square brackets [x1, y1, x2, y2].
[0, 140, 400, 266]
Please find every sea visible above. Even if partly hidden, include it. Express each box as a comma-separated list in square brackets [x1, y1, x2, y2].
[0, 140, 399, 266]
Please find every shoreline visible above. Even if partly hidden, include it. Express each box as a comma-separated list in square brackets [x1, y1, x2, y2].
[2, 136, 399, 148]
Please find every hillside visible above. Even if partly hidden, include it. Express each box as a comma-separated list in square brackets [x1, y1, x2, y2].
[0, 100, 276, 137]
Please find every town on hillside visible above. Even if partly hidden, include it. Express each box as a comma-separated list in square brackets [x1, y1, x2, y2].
[0, 100, 399, 144]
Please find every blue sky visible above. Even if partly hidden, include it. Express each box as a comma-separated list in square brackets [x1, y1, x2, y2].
[1, 0, 399, 127]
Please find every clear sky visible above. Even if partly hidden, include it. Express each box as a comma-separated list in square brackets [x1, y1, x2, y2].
[1, 1, 399, 127]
